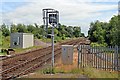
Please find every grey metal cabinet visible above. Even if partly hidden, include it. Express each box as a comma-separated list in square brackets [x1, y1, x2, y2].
[62, 45, 73, 65]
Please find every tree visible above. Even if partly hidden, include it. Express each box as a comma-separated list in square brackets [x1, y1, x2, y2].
[17, 24, 27, 33]
[1, 23, 10, 37]
[65, 26, 74, 38]
[54, 28, 58, 35]
[88, 15, 119, 46]
[10, 24, 18, 33]
[73, 26, 81, 37]
[27, 25, 35, 33]
[0, 31, 2, 46]
[1, 23, 85, 41]
[109, 15, 119, 46]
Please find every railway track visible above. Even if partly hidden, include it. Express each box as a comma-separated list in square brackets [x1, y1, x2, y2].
[2, 47, 61, 79]
[1, 38, 87, 80]
[1, 39, 75, 70]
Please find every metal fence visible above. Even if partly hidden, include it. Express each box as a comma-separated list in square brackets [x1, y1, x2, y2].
[77, 45, 120, 71]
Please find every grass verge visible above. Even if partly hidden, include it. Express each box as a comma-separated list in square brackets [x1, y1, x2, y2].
[14, 46, 42, 53]
[0, 52, 7, 56]
[36, 65, 119, 79]
[70, 66, 119, 78]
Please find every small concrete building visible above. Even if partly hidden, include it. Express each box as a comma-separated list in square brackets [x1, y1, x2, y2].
[10, 33, 34, 48]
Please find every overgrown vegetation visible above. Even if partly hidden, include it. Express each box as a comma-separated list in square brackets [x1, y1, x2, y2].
[70, 66, 118, 78]
[90, 42, 108, 47]
[1, 23, 84, 40]
[36, 66, 118, 78]
[0, 23, 84, 48]
[0, 23, 84, 55]
[88, 15, 120, 46]
[1, 36, 10, 48]
[0, 51, 7, 55]
[42, 67, 55, 74]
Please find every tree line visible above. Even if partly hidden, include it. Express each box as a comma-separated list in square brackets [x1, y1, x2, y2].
[88, 15, 120, 46]
[1, 15, 119, 46]
[1, 23, 84, 41]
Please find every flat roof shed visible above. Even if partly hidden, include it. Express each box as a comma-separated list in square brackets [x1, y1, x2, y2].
[10, 33, 34, 48]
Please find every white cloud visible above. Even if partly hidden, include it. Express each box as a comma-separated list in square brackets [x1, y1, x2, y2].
[20, 0, 119, 2]
[2, 0, 118, 35]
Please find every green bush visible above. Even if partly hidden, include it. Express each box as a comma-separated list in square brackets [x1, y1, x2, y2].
[0, 49, 7, 55]
[2, 36, 10, 48]
[70, 68, 82, 74]
[90, 42, 107, 47]
[55, 36, 62, 42]
[42, 67, 55, 74]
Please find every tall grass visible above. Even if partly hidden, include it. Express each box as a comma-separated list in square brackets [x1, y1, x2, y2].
[70, 66, 118, 78]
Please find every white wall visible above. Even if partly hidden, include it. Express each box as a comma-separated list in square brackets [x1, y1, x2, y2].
[23, 34, 33, 48]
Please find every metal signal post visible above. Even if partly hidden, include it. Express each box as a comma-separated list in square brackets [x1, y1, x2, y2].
[51, 23, 55, 67]
[42, 8, 59, 68]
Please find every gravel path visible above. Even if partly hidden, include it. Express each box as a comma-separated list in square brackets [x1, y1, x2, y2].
[34, 39, 51, 47]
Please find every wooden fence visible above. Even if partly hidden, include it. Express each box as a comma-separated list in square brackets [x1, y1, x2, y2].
[77, 45, 119, 71]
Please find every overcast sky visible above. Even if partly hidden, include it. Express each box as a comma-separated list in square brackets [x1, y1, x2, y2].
[0, 0, 119, 36]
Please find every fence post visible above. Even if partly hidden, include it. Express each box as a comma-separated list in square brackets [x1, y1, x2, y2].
[114, 45, 118, 71]
[81, 45, 83, 68]
[112, 46, 114, 71]
[77, 45, 80, 68]
[99, 46, 101, 69]
[118, 47, 120, 71]
[92, 46, 94, 67]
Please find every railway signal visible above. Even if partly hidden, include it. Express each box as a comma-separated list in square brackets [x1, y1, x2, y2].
[42, 8, 59, 68]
